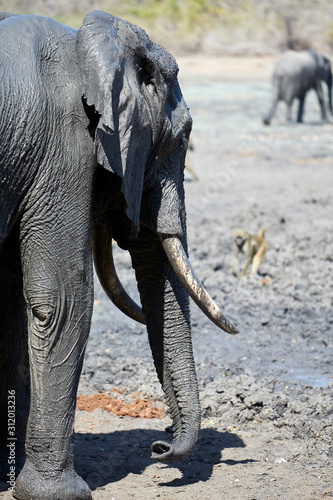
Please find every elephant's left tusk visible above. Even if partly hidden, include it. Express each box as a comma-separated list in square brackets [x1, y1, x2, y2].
[161, 235, 239, 335]
[93, 223, 146, 325]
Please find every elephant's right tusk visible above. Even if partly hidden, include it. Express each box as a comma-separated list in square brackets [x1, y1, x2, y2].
[93, 223, 146, 325]
[160, 235, 239, 335]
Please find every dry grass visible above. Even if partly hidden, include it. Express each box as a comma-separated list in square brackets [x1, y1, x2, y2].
[1, 0, 333, 55]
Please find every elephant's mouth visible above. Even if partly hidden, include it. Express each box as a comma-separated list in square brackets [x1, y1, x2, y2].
[93, 223, 238, 335]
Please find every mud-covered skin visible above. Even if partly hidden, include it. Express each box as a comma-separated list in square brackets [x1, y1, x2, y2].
[0, 11, 205, 499]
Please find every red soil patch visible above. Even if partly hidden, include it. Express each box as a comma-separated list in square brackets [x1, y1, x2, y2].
[76, 392, 164, 419]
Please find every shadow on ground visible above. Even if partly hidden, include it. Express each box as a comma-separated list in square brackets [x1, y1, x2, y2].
[74, 427, 249, 491]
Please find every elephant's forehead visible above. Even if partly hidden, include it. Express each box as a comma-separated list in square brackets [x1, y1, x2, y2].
[123, 16, 178, 75]
[151, 47, 178, 81]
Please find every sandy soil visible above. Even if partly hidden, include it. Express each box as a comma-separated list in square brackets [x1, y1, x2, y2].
[1, 56, 332, 500]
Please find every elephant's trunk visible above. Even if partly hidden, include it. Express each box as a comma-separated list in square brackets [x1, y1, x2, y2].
[149, 277, 201, 462]
[129, 234, 201, 461]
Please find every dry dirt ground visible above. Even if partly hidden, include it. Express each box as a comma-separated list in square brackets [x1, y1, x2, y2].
[1, 56, 332, 500]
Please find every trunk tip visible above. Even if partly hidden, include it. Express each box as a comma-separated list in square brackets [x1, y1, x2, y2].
[151, 440, 192, 462]
[151, 440, 174, 461]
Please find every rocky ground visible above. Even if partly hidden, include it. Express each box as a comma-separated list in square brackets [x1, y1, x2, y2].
[1, 56, 332, 499]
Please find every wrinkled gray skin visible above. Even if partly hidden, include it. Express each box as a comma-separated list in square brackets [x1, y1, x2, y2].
[0, 11, 200, 499]
[263, 50, 333, 125]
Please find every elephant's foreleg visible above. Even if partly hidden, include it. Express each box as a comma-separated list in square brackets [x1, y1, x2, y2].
[0, 225, 30, 479]
[315, 81, 327, 121]
[14, 211, 93, 500]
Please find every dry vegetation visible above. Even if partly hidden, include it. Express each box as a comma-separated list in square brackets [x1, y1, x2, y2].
[1, 0, 333, 55]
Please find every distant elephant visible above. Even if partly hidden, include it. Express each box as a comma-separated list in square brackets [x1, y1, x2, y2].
[263, 50, 332, 124]
[0, 10, 238, 500]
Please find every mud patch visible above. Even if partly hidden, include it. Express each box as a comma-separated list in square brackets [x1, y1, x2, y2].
[76, 393, 164, 419]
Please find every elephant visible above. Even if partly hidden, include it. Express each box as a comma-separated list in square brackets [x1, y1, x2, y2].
[263, 50, 333, 125]
[0, 10, 238, 500]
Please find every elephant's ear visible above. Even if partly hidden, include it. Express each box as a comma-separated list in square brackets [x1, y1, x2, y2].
[76, 10, 153, 234]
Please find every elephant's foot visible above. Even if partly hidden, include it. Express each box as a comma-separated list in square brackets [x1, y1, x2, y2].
[13, 460, 92, 500]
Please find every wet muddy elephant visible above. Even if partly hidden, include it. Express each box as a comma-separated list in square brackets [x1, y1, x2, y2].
[263, 50, 333, 124]
[0, 10, 238, 500]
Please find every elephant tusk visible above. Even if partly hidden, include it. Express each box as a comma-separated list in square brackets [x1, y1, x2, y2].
[160, 235, 239, 335]
[93, 223, 146, 325]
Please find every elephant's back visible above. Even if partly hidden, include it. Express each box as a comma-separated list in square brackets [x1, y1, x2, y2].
[0, 15, 77, 77]
[0, 15, 81, 132]
[273, 50, 316, 77]
[0, 14, 76, 46]
[0, 15, 86, 239]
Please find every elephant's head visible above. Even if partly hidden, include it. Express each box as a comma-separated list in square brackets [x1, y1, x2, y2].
[77, 10, 238, 461]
